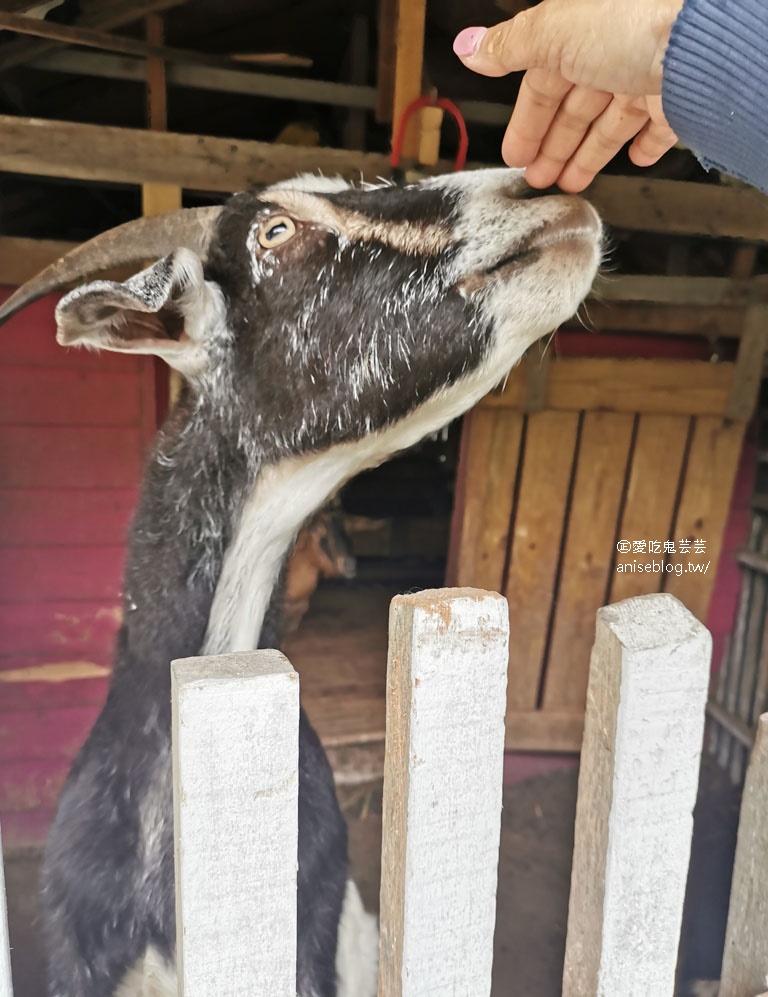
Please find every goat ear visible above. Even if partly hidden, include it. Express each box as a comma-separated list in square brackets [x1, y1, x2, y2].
[55, 248, 222, 376]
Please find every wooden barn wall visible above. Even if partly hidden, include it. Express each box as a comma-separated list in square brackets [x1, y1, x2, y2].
[0, 287, 157, 846]
[448, 351, 750, 754]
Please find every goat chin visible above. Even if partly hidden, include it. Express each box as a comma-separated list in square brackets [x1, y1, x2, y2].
[113, 878, 377, 997]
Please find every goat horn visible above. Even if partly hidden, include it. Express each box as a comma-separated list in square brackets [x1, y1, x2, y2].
[0, 205, 223, 325]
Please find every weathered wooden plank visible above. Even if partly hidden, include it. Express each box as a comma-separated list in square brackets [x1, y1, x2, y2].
[665, 417, 746, 621]
[594, 274, 767, 308]
[390, 0, 426, 159]
[172, 650, 299, 997]
[2, 115, 767, 240]
[505, 710, 584, 753]
[0, 705, 98, 761]
[0, 824, 12, 997]
[0, 600, 121, 657]
[610, 414, 690, 601]
[461, 410, 522, 593]
[586, 301, 745, 338]
[0, 0, 184, 72]
[719, 714, 768, 997]
[726, 304, 768, 421]
[481, 358, 735, 418]
[505, 411, 579, 711]
[0, 489, 135, 545]
[0, 114, 394, 192]
[0, 367, 142, 425]
[0, 757, 71, 813]
[562, 594, 711, 997]
[0, 545, 125, 603]
[0, 10, 240, 69]
[0, 669, 108, 712]
[451, 409, 523, 589]
[542, 412, 634, 712]
[586, 174, 768, 243]
[378, 589, 508, 997]
[0, 426, 144, 488]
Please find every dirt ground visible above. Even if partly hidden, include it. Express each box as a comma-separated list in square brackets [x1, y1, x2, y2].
[5, 755, 740, 997]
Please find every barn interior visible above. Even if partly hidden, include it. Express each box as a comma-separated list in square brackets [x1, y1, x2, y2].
[1, 1, 768, 994]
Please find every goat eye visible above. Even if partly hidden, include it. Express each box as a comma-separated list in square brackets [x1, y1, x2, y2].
[257, 216, 297, 249]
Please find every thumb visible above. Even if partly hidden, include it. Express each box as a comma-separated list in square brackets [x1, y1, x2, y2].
[453, 13, 543, 78]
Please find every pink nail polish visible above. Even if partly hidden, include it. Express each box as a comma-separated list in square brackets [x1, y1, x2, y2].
[453, 26, 487, 59]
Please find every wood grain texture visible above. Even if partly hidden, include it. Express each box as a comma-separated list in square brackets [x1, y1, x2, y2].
[378, 589, 508, 997]
[719, 714, 768, 997]
[610, 414, 690, 602]
[390, 0, 426, 159]
[726, 304, 768, 421]
[451, 409, 523, 591]
[172, 650, 299, 997]
[504, 710, 583, 752]
[542, 412, 634, 712]
[462, 410, 522, 593]
[562, 594, 710, 997]
[482, 358, 735, 418]
[505, 411, 579, 711]
[665, 417, 747, 621]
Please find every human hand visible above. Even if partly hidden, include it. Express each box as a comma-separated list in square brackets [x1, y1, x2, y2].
[453, 0, 684, 191]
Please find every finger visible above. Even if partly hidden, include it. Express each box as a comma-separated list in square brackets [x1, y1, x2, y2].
[501, 68, 573, 167]
[628, 97, 678, 166]
[517, 85, 613, 187]
[453, 11, 543, 78]
[556, 96, 651, 192]
[628, 120, 679, 166]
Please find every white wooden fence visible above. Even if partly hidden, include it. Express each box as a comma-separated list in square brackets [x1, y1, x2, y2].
[2, 590, 768, 996]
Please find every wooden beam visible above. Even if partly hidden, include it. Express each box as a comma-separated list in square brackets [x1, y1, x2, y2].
[0, 113, 395, 190]
[482, 357, 737, 419]
[390, 0, 427, 160]
[0, 0, 185, 71]
[4, 114, 767, 241]
[726, 304, 768, 420]
[379, 589, 508, 996]
[588, 173, 768, 242]
[0, 10, 240, 69]
[172, 650, 299, 996]
[562, 594, 710, 997]
[594, 274, 768, 307]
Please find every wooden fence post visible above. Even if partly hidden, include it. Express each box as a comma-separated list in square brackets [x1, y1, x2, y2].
[719, 713, 768, 997]
[562, 593, 711, 997]
[0, 826, 12, 997]
[378, 588, 509, 997]
[172, 650, 299, 997]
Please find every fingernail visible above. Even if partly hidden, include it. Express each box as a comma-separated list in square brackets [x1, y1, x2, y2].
[453, 26, 487, 59]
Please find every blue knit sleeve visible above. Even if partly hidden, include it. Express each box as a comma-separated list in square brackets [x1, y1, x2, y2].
[662, 0, 768, 194]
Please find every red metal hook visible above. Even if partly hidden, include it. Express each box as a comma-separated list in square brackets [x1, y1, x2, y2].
[390, 95, 469, 173]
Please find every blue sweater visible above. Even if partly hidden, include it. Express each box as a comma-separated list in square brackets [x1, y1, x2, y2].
[663, 0, 768, 193]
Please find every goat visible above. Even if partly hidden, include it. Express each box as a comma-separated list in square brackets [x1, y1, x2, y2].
[283, 502, 356, 634]
[0, 168, 602, 997]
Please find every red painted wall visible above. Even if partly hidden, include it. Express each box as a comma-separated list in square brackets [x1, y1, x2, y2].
[0, 288, 157, 846]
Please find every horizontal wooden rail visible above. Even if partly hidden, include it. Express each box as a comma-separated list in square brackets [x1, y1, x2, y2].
[2, 115, 767, 240]
[483, 356, 737, 418]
